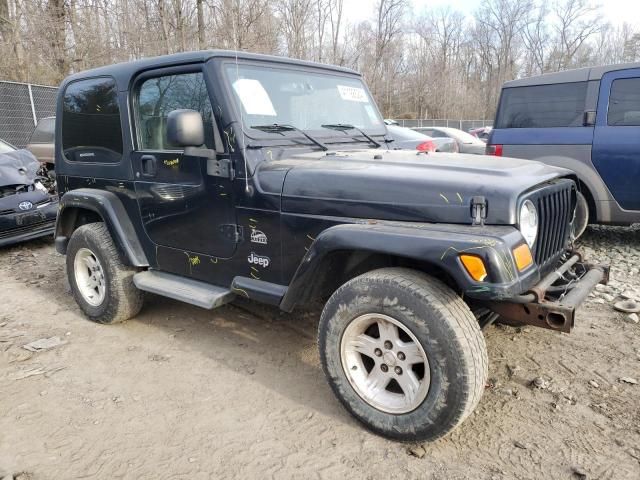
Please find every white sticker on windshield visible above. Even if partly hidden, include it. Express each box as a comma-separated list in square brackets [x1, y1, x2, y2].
[337, 85, 369, 103]
[232, 78, 277, 116]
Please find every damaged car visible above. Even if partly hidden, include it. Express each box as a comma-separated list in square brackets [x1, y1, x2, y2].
[54, 51, 606, 442]
[0, 142, 58, 247]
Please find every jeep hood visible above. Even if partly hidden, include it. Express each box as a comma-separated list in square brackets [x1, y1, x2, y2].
[265, 149, 572, 225]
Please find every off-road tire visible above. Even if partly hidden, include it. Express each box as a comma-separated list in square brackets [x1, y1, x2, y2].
[66, 222, 143, 324]
[318, 267, 488, 442]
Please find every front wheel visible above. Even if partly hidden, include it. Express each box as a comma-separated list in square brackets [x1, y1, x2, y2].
[318, 268, 488, 442]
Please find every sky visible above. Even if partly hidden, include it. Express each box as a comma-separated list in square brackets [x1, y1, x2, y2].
[342, 0, 640, 29]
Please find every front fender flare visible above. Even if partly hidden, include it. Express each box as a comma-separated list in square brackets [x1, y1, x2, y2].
[279, 221, 535, 312]
[55, 188, 149, 267]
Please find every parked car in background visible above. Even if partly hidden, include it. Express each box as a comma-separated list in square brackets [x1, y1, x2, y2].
[383, 119, 399, 125]
[0, 139, 58, 247]
[487, 62, 640, 231]
[469, 126, 492, 142]
[26, 116, 55, 169]
[416, 126, 486, 155]
[386, 124, 458, 152]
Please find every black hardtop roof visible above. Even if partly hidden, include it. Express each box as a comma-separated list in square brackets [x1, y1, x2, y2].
[60, 50, 360, 89]
[503, 61, 640, 88]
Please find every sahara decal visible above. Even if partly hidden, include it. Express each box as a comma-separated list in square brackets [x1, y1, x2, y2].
[248, 252, 270, 268]
[250, 228, 268, 244]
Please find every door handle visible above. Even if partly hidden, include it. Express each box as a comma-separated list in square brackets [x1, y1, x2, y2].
[141, 155, 157, 177]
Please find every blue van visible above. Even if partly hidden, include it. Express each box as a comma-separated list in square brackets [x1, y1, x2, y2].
[488, 62, 640, 228]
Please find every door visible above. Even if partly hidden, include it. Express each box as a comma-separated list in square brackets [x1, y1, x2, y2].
[592, 69, 640, 211]
[131, 67, 237, 259]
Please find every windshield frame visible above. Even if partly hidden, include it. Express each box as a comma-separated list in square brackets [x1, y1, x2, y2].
[218, 59, 387, 145]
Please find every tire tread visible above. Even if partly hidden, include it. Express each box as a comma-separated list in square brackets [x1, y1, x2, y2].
[319, 267, 488, 441]
[67, 222, 143, 324]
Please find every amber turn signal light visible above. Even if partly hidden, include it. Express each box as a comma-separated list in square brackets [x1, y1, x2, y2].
[513, 243, 533, 271]
[460, 254, 488, 282]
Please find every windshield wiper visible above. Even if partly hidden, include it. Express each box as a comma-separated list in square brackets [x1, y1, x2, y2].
[321, 124, 382, 148]
[250, 124, 328, 151]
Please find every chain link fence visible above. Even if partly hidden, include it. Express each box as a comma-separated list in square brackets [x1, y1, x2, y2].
[395, 119, 491, 132]
[0, 81, 58, 148]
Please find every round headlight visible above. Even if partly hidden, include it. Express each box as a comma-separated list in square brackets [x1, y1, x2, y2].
[519, 200, 538, 248]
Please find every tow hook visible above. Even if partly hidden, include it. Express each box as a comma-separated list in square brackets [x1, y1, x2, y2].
[485, 256, 609, 333]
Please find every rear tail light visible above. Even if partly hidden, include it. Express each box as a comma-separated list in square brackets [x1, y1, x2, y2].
[416, 141, 436, 152]
[486, 144, 503, 156]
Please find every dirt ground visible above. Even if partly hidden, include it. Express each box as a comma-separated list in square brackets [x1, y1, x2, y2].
[1, 228, 639, 480]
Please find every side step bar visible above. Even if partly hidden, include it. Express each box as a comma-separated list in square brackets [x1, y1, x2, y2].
[133, 270, 235, 309]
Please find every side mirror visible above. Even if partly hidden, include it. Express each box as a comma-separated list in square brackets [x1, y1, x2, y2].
[166, 109, 205, 147]
[583, 110, 596, 127]
[166, 109, 231, 179]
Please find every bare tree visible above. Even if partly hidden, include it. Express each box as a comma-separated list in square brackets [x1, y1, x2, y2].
[197, 0, 205, 49]
[328, 0, 344, 64]
[522, 3, 549, 75]
[276, 0, 314, 59]
[550, 0, 605, 70]
[0, 0, 637, 120]
[473, 0, 534, 117]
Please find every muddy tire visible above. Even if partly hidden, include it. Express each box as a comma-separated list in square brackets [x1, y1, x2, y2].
[66, 222, 143, 324]
[318, 267, 488, 442]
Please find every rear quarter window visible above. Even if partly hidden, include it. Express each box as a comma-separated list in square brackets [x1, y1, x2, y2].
[496, 82, 588, 128]
[62, 77, 123, 163]
[608, 77, 640, 126]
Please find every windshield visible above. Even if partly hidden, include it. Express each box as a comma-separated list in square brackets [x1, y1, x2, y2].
[224, 64, 384, 136]
[0, 139, 16, 154]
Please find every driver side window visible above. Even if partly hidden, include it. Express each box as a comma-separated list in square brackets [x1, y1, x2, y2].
[136, 72, 216, 150]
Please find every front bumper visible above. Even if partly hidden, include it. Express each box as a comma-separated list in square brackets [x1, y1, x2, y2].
[484, 253, 609, 333]
[0, 200, 57, 248]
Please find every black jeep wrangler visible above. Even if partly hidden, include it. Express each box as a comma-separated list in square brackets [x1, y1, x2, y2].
[54, 51, 606, 442]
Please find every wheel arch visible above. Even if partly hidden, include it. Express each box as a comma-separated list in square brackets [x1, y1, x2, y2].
[279, 222, 517, 312]
[55, 188, 149, 267]
[530, 152, 608, 222]
[575, 178, 596, 222]
[282, 248, 456, 311]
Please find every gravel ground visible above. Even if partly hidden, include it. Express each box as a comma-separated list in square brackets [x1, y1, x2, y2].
[0, 226, 638, 480]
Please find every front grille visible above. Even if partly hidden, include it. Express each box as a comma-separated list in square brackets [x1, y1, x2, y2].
[529, 181, 575, 266]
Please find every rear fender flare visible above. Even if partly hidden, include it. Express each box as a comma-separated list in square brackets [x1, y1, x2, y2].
[55, 188, 148, 267]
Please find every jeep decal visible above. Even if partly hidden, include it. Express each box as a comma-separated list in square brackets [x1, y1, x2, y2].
[248, 252, 270, 268]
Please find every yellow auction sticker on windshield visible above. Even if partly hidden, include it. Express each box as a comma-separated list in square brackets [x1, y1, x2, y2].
[337, 85, 369, 103]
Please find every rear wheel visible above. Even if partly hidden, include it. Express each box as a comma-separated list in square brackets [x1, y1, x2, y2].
[318, 267, 488, 442]
[572, 190, 589, 240]
[66, 222, 143, 324]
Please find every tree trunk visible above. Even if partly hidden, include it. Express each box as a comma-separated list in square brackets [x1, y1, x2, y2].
[47, 0, 68, 81]
[197, 0, 205, 49]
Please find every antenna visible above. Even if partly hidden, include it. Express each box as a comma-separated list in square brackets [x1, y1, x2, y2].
[232, 14, 250, 193]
